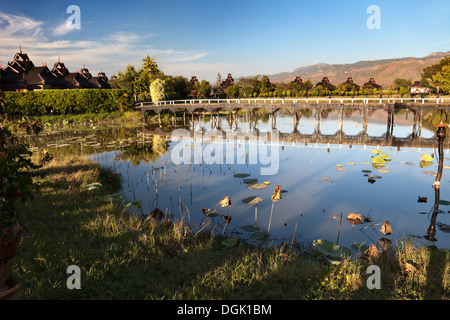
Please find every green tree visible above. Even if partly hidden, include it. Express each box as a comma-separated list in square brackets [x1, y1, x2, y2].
[431, 65, 450, 94]
[392, 78, 412, 90]
[225, 84, 240, 98]
[150, 79, 165, 102]
[164, 76, 191, 100]
[195, 80, 212, 98]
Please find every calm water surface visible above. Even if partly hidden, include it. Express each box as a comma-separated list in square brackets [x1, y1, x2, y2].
[30, 107, 450, 250]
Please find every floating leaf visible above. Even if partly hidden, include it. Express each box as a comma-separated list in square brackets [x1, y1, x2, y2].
[102, 193, 123, 202]
[336, 164, 343, 167]
[250, 231, 269, 240]
[234, 173, 250, 178]
[242, 196, 264, 205]
[242, 225, 260, 232]
[419, 160, 434, 168]
[377, 169, 391, 174]
[222, 237, 238, 247]
[368, 175, 382, 179]
[380, 221, 393, 235]
[418, 196, 428, 203]
[219, 196, 231, 207]
[347, 163, 356, 165]
[263, 181, 271, 185]
[220, 215, 232, 224]
[125, 200, 142, 209]
[313, 239, 343, 259]
[361, 170, 372, 173]
[247, 183, 268, 190]
[321, 177, 331, 180]
[379, 152, 391, 159]
[336, 167, 348, 171]
[243, 178, 258, 184]
[438, 200, 450, 206]
[372, 149, 382, 154]
[271, 185, 282, 202]
[372, 156, 386, 164]
[347, 213, 373, 224]
[86, 182, 103, 191]
[420, 154, 434, 162]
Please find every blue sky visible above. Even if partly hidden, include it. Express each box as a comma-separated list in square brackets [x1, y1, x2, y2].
[0, 0, 449, 82]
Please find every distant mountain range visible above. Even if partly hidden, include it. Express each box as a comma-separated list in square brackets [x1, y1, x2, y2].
[260, 51, 450, 88]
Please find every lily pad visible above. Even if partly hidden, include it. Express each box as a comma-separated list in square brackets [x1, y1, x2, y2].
[372, 156, 386, 164]
[222, 237, 239, 247]
[419, 160, 434, 168]
[243, 178, 258, 184]
[250, 231, 269, 240]
[242, 196, 264, 206]
[420, 154, 434, 162]
[242, 225, 260, 232]
[313, 239, 346, 259]
[102, 193, 123, 202]
[234, 173, 250, 178]
[247, 183, 269, 190]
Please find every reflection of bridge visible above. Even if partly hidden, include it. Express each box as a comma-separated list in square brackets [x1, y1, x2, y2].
[137, 102, 450, 149]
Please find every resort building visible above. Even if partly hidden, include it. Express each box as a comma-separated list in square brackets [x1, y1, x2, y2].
[314, 77, 336, 91]
[362, 78, 382, 90]
[409, 81, 431, 95]
[0, 48, 111, 91]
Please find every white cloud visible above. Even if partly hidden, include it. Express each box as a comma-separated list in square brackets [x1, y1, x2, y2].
[0, 10, 211, 78]
[52, 22, 73, 36]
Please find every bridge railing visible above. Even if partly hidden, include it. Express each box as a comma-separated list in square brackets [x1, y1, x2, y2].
[136, 97, 450, 107]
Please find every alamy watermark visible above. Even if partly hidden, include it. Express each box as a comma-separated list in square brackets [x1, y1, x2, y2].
[66, 5, 81, 30]
[170, 129, 280, 176]
[366, 5, 381, 30]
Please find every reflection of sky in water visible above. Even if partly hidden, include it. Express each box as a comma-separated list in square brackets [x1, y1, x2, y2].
[89, 111, 450, 250]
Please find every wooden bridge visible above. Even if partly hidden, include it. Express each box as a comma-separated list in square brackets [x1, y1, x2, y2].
[135, 97, 450, 116]
[135, 97, 450, 149]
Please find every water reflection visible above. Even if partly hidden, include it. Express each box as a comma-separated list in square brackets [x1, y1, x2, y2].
[26, 105, 450, 249]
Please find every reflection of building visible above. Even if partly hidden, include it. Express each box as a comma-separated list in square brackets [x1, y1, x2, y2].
[409, 81, 431, 95]
[362, 78, 382, 90]
[0, 47, 111, 91]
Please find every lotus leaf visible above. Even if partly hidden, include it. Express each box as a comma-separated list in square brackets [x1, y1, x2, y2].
[242, 225, 260, 232]
[250, 231, 269, 240]
[222, 238, 239, 247]
[420, 154, 434, 162]
[234, 173, 250, 178]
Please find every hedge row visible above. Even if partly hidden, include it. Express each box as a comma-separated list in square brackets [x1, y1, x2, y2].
[3, 89, 134, 115]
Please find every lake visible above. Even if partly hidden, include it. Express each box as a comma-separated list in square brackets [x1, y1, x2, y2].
[28, 105, 450, 250]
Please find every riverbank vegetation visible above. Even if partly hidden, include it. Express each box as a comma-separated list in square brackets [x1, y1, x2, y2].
[11, 153, 448, 300]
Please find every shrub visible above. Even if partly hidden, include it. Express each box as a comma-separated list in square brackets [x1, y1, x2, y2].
[3, 89, 133, 115]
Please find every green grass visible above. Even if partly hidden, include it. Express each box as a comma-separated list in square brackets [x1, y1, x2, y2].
[11, 155, 449, 300]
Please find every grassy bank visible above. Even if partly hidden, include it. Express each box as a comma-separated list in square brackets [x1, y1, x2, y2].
[12, 155, 449, 300]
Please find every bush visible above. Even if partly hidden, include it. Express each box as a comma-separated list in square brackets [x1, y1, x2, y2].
[3, 89, 133, 115]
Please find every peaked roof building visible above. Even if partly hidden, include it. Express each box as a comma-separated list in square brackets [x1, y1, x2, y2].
[1, 47, 111, 91]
